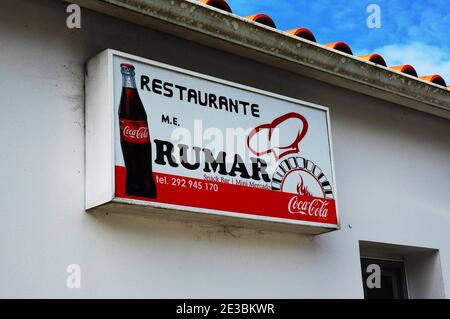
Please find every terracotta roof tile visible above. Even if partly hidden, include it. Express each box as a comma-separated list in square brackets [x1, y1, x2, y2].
[200, 0, 232, 13]
[358, 54, 387, 66]
[324, 41, 353, 55]
[390, 65, 418, 77]
[200, 0, 448, 90]
[246, 14, 276, 28]
[420, 75, 447, 87]
[286, 28, 316, 42]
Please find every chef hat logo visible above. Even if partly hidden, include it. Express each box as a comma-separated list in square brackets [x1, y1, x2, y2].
[246, 112, 308, 159]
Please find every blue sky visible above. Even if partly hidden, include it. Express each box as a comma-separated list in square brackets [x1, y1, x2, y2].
[224, 0, 450, 82]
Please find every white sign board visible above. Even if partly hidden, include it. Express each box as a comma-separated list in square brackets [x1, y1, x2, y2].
[86, 49, 339, 232]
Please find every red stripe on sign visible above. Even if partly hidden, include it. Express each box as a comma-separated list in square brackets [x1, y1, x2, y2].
[115, 166, 337, 225]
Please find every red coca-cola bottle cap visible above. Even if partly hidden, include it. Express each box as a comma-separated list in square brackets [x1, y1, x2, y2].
[121, 63, 135, 69]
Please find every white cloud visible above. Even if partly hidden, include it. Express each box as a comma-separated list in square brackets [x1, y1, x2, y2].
[374, 42, 450, 83]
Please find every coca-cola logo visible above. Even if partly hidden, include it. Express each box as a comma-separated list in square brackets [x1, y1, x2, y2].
[123, 125, 149, 139]
[120, 119, 150, 143]
[288, 197, 329, 218]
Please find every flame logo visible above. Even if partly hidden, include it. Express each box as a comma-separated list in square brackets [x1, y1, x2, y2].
[297, 174, 312, 197]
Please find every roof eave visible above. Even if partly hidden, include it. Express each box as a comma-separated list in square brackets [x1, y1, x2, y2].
[71, 0, 450, 119]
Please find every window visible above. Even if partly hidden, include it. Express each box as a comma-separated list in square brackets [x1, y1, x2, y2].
[361, 258, 408, 299]
[359, 241, 445, 299]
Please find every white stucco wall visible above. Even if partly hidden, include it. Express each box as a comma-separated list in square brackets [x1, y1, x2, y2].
[0, 0, 449, 298]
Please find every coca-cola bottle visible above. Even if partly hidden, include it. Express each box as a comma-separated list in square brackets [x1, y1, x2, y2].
[118, 63, 157, 198]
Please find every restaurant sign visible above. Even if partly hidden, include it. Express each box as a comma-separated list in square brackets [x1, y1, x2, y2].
[86, 49, 339, 233]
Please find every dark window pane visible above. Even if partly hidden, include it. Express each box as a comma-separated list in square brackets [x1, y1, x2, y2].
[361, 258, 408, 299]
